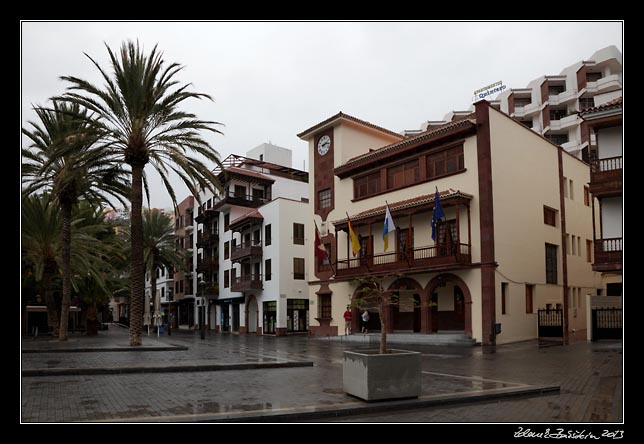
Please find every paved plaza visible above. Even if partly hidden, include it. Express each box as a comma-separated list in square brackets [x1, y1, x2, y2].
[21, 327, 622, 423]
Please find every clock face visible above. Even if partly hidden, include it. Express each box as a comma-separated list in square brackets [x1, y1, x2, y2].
[317, 135, 331, 156]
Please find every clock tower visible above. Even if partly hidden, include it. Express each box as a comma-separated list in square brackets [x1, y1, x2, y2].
[313, 130, 335, 222]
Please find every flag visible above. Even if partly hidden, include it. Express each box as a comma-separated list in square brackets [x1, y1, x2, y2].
[431, 187, 444, 241]
[347, 213, 361, 257]
[314, 221, 329, 261]
[382, 203, 396, 251]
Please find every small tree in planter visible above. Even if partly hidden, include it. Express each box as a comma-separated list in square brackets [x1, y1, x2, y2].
[344, 274, 423, 401]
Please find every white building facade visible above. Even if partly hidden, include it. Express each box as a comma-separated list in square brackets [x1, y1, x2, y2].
[193, 144, 310, 335]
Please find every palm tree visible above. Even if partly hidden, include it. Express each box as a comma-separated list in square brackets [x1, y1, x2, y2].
[21, 194, 62, 336]
[22, 101, 130, 341]
[122, 209, 185, 332]
[55, 40, 224, 345]
[22, 194, 118, 336]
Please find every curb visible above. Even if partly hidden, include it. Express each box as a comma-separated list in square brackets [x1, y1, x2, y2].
[22, 361, 314, 377]
[213, 385, 561, 423]
[22, 345, 189, 353]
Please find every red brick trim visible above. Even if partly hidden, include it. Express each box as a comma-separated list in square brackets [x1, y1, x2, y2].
[558, 147, 570, 343]
[314, 131, 335, 222]
[474, 100, 497, 346]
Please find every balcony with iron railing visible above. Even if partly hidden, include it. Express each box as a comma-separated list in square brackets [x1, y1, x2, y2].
[231, 274, 263, 292]
[590, 156, 622, 196]
[593, 237, 622, 272]
[231, 240, 263, 262]
[214, 190, 268, 210]
[334, 243, 471, 278]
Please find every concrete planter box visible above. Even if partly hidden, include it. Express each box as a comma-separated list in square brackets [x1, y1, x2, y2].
[343, 349, 421, 401]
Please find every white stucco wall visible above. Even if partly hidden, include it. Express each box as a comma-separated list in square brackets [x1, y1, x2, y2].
[246, 142, 293, 168]
[601, 197, 622, 239]
[597, 127, 622, 159]
[489, 106, 598, 342]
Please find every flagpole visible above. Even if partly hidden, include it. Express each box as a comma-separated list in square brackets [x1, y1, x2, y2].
[315, 219, 336, 275]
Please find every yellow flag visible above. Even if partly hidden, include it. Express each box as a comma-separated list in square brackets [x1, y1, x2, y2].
[348, 217, 361, 257]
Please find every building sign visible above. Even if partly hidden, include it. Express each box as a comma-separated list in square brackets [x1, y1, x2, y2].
[472, 80, 506, 102]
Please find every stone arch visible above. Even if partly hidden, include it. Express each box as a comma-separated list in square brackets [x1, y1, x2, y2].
[388, 277, 424, 333]
[425, 273, 472, 337]
[245, 294, 259, 334]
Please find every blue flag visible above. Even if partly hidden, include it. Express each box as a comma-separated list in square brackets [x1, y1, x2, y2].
[431, 188, 444, 241]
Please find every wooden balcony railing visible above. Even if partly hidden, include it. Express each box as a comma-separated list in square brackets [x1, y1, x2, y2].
[231, 241, 263, 262]
[335, 243, 471, 278]
[591, 156, 622, 173]
[593, 237, 622, 272]
[231, 274, 263, 292]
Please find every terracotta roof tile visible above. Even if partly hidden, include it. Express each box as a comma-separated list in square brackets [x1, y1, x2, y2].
[579, 96, 622, 116]
[230, 209, 263, 227]
[223, 166, 275, 183]
[335, 118, 476, 175]
[297, 112, 404, 140]
[332, 189, 473, 225]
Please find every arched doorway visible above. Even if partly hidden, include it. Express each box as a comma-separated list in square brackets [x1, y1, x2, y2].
[246, 295, 258, 334]
[425, 274, 472, 337]
[388, 278, 423, 333]
[351, 283, 381, 333]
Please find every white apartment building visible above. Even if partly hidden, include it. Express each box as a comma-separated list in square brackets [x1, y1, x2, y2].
[407, 46, 622, 162]
[495, 45, 622, 159]
[193, 144, 310, 335]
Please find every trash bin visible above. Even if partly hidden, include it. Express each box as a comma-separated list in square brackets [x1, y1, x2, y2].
[159, 326, 165, 334]
[494, 323, 502, 335]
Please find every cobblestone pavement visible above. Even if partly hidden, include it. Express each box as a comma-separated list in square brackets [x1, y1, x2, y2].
[20, 327, 622, 423]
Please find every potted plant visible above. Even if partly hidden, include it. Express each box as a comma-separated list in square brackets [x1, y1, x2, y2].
[343, 275, 422, 401]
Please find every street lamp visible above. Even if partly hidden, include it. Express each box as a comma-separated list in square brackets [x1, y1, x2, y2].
[199, 279, 206, 340]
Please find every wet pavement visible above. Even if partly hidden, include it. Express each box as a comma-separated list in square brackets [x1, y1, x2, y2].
[20, 327, 622, 423]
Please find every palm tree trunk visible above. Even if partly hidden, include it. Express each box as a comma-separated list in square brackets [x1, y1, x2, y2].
[41, 267, 60, 337]
[129, 165, 145, 346]
[58, 203, 72, 341]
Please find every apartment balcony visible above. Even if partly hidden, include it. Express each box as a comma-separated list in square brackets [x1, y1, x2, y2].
[549, 114, 579, 131]
[231, 240, 263, 262]
[196, 230, 219, 248]
[548, 89, 578, 106]
[231, 274, 263, 292]
[196, 257, 219, 273]
[335, 243, 471, 278]
[185, 223, 194, 232]
[593, 238, 622, 272]
[213, 190, 268, 210]
[585, 74, 622, 95]
[590, 156, 622, 197]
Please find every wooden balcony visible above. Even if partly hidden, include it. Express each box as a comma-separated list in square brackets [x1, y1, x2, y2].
[196, 257, 219, 273]
[231, 274, 263, 292]
[231, 241, 263, 262]
[593, 238, 622, 272]
[335, 243, 471, 278]
[196, 230, 219, 248]
[590, 156, 622, 197]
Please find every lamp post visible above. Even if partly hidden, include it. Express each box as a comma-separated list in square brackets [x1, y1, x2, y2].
[199, 279, 206, 340]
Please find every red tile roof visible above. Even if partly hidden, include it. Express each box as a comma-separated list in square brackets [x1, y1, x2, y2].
[332, 189, 473, 225]
[579, 96, 622, 116]
[229, 209, 264, 228]
[297, 112, 404, 140]
[223, 166, 275, 183]
[335, 118, 476, 176]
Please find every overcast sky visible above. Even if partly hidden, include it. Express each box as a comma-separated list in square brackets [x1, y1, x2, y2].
[21, 21, 622, 210]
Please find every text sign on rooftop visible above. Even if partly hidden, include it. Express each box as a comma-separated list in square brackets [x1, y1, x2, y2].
[472, 80, 506, 102]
